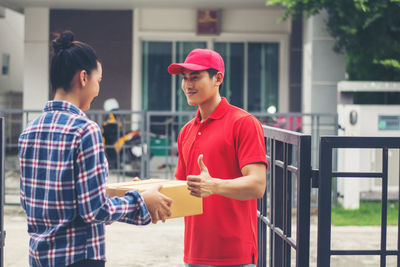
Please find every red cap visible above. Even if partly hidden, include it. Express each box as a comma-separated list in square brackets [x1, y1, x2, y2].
[168, 48, 224, 75]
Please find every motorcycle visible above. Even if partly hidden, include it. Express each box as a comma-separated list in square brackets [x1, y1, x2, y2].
[101, 98, 143, 177]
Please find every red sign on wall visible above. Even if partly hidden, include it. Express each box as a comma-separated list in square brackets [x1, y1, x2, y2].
[197, 10, 220, 35]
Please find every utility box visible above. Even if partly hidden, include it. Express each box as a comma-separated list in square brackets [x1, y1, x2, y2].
[337, 81, 400, 209]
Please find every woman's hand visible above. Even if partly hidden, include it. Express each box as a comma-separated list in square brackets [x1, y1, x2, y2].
[141, 185, 172, 223]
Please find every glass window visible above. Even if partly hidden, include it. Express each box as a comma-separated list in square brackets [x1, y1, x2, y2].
[214, 42, 244, 108]
[175, 41, 207, 112]
[248, 43, 279, 112]
[2, 54, 10, 76]
[142, 41, 172, 111]
[141, 41, 279, 113]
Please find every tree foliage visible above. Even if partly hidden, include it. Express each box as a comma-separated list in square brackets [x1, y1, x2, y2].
[267, 0, 400, 81]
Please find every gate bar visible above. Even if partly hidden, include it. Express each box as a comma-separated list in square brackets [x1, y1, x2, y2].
[0, 117, 5, 267]
[258, 126, 311, 267]
[317, 136, 400, 267]
[380, 148, 388, 267]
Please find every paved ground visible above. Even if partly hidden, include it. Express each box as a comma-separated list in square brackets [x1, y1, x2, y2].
[3, 205, 398, 267]
[4, 205, 185, 267]
[3, 169, 398, 267]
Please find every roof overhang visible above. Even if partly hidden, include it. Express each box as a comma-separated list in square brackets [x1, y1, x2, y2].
[0, 0, 270, 13]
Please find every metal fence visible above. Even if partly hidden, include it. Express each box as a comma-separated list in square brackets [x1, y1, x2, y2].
[85, 110, 146, 180]
[257, 129, 400, 267]
[144, 112, 337, 211]
[317, 136, 400, 267]
[144, 111, 195, 180]
[2, 108, 398, 267]
[257, 125, 311, 267]
[144, 112, 337, 178]
[0, 109, 337, 205]
[0, 117, 5, 267]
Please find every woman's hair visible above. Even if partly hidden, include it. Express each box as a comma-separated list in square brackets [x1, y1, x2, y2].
[50, 30, 99, 92]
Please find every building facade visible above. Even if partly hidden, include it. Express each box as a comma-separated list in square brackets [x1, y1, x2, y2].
[0, 0, 345, 115]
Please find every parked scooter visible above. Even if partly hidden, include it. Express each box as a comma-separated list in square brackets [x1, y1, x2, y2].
[102, 98, 142, 177]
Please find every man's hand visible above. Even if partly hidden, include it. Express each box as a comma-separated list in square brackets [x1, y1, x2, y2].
[187, 155, 218, 198]
[187, 155, 267, 200]
[141, 185, 172, 224]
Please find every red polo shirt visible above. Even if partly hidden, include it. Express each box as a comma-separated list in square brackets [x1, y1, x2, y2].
[175, 98, 268, 265]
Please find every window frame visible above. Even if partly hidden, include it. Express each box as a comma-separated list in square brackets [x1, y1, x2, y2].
[133, 28, 289, 112]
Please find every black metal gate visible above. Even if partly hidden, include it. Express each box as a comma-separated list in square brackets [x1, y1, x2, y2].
[0, 117, 5, 267]
[257, 126, 312, 267]
[317, 136, 400, 267]
[0, 119, 398, 266]
[257, 128, 400, 267]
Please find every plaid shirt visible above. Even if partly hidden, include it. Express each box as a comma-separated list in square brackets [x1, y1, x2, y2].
[18, 101, 151, 267]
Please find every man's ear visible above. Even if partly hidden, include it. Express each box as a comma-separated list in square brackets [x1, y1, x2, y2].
[79, 70, 88, 87]
[215, 72, 224, 86]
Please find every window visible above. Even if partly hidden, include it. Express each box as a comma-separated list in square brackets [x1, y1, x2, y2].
[141, 41, 279, 112]
[214, 42, 245, 108]
[141, 42, 172, 111]
[2, 54, 10, 75]
[247, 43, 279, 112]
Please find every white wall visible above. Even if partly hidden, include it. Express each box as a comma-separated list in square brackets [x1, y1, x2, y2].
[337, 103, 400, 208]
[138, 8, 291, 33]
[23, 7, 49, 111]
[6, 6, 290, 112]
[302, 10, 345, 114]
[0, 8, 24, 99]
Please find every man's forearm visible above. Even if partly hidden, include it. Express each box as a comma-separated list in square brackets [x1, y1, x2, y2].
[187, 161, 267, 200]
[211, 175, 266, 201]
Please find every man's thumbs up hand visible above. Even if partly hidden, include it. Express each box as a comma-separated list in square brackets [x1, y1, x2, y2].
[187, 154, 216, 198]
[198, 154, 208, 173]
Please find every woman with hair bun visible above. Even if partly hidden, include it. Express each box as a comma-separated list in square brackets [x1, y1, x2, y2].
[18, 31, 172, 267]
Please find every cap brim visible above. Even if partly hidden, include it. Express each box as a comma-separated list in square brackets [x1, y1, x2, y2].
[168, 63, 209, 74]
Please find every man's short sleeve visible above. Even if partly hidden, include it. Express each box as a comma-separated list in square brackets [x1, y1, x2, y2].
[234, 115, 268, 170]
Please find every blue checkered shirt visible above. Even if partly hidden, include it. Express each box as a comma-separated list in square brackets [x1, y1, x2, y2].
[18, 101, 151, 267]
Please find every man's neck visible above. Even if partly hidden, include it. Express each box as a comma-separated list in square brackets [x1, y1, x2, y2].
[198, 95, 222, 122]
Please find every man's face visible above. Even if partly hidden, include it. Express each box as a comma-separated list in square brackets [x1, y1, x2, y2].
[181, 69, 219, 106]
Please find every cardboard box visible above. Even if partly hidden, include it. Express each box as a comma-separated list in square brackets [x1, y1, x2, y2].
[106, 179, 203, 219]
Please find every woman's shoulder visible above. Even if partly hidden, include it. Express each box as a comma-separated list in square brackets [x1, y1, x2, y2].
[75, 116, 101, 134]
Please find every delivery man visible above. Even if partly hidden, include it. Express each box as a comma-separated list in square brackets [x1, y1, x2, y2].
[168, 48, 268, 266]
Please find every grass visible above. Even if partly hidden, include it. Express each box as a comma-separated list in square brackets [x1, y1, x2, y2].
[331, 200, 399, 226]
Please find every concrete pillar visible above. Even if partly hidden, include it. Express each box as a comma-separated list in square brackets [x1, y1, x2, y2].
[130, 8, 143, 131]
[0, 8, 24, 97]
[302, 11, 361, 209]
[23, 8, 49, 111]
[132, 8, 141, 112]
[302, 10, 345, 114]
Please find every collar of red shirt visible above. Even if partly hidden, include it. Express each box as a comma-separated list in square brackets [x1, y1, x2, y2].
[194, 97, 229, 124]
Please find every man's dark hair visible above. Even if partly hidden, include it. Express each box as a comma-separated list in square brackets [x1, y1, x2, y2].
[205, 68, 219, 78]
[50, 30, 99, 92]
[205, 68, 223, 87]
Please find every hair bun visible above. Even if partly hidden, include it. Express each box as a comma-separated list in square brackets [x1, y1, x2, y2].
[52, 31, 74, 52]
